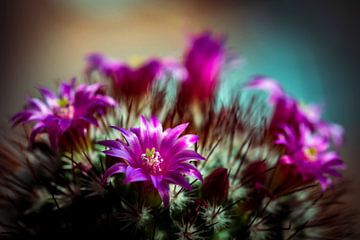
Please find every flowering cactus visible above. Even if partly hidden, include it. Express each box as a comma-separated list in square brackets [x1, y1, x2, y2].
[1, 32, 354, 240]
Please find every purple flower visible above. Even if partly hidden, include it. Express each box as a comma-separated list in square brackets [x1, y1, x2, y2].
[11, 78, 116, 151]
[276, 125, 345, 190]
[246, 77, 311, 135]
[245, 76, 285, 103]
[298, 103, 344, 147]
[246, 77, 345, 190]
[178, 32, 226, 103]
[99, 116, 205, 206]
[86, 53, 162, 100]
[246, 77, 344, 146]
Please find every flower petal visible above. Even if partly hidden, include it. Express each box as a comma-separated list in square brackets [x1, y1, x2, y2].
[29, 122, 46, 145]
[177, 163, 203, 182]
[164, 173, 192, 191]
[103, 148, 132, 162]
[150, 175, 170, 207]
[173, 150, 205, 162]
[161, 123, 189, 150]
[102, 163, 127, 184]
[170, 134, 199, 155]
[112, 126, 143, 158]
[246, 76, 284, 102]
[123, 166, 149, 184]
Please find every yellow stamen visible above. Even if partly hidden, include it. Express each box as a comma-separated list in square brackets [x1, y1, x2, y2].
[57, 97, 69, 108]
[304, 147, 317, 162]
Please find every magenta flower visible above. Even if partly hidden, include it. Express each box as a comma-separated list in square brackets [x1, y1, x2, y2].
[275, 125, 345, 190]
[246, 77, 344, 146]
[11, 79, 116, 151]
[245, 76, 284, 103]
[299, 103, 344, 147]
[99, 116, 205, 206]
[86, 53, 162, 100]
[246, 77, 310, 135]
[246, 77, 345, 190]
[178, 32, 226, 103]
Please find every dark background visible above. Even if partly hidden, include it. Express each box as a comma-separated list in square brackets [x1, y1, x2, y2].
[1, 0, 359, 230]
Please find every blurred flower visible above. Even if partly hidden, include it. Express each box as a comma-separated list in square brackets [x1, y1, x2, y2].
[299, 103, 344, 147]
[178, 32, 226, 103]
[202, 167, 229, 205]
[245, 76, 284, 103]
[317, 122, 344, 147]
[246, 76, 311, 137]
[246, 77, 344, 146]
[100, 116, 205, 206]
[276, 125, 345, 190]
[11, 78, 115, 151]
[86, 53, 162, 101]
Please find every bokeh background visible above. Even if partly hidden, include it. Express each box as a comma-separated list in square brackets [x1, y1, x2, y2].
[1, 0, 359, 230]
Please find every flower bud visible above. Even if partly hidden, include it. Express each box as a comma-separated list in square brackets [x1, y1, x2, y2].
[243, 161, 267, 188]
[202, 167, 229, 205]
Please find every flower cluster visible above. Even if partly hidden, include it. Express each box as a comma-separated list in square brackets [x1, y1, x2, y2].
[2, 32, 353, 240]
[247, 77, 345, 191]
[11, 79, 116, 151]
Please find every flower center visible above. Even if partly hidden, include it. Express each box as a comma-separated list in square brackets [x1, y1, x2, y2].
[54, 97, 74, 119]
[141, 147, 164, 174]
[57, 97, 69, 108]
[304, 147, 318, 162]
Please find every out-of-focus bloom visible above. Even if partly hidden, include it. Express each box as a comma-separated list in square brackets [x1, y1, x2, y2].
[246, 76, 311, 136]
[276, 125, 345, 190]
[86, 53, 162, 101]
[245, 76, 284, 103]
[202, 168, 229, 205]
[246, 77, 344, 146]
[299, 103, 344, 147]
[246, 77, 345, 192]
[178, 32, 226, 103]
[11, 79, 116, 151]
[100, 116, 205, 206]
[317, 122, 344, 147]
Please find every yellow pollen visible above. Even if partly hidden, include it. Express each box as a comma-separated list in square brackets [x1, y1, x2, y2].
[54, 97, 74, 119]
[304, 147, 317, 162]
[141, 148, 164, 174]
[57, 97, 69, 108]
